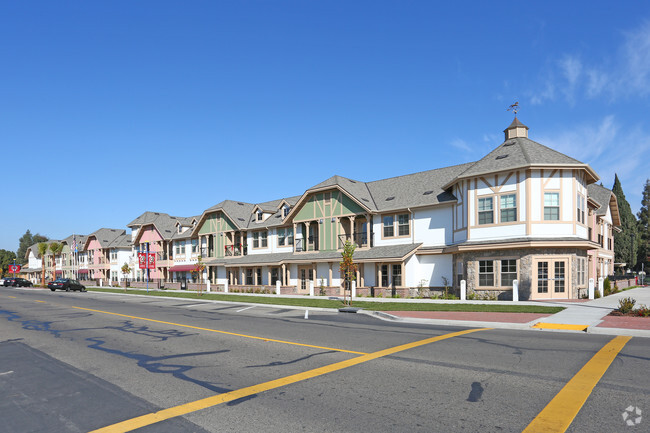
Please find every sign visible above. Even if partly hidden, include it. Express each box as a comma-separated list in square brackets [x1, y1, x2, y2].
[138, 253, 147, 269]
[8, 264, 21, 273]
[147, 253, 156, 270]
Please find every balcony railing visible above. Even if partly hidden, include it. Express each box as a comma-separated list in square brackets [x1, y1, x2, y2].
[295, 237, 319, 252]
[338, 233, 369, 249]
[225, 244, 247, 256]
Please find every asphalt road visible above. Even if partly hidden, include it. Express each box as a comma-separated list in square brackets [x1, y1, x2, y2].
[0, 288, 648, 433]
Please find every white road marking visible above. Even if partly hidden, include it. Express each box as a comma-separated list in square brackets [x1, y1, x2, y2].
[236, 305, 256, 313]
[304, 310, 309, 319]
[0, 371, 14, 376]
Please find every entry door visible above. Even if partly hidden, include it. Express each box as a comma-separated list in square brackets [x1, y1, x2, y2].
[298, 266, 313, 291]
[533, 259, 570, 299]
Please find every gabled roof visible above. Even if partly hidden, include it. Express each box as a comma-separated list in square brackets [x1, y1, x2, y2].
[25, 240, 59, 259]
[61, 234, 88, 250]
[367, 162, 475, 212]
[129, 211, 193, 242]
[587, 183, 621, 226]
[308, 175, 376, 209]
[443, 135, 599, 188]
[107, 233, 132, 249]
[84, 228, 126, 250]
[205, 200, 257, 229]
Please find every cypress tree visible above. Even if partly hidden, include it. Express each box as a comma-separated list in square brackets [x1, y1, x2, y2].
[612, 174, 638, 270]
[638, 179, 650, 270]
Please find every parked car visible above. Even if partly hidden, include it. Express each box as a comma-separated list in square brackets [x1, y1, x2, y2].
[48, 278, 86, 292]
[3, 277, 33, 287]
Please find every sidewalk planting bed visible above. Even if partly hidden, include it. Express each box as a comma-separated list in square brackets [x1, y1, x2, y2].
[87, 288, 565, 314]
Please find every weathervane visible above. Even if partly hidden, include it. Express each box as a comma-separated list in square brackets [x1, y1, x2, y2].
[507, 101, 519, 117]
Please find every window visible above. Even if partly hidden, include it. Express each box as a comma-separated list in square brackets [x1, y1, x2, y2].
[383, 216, 394, 237]
[576, 193, 585, 224]
[478, 260, 494, 286]
[246, 268, 253, 285]
[392, 264, 402, 286]
[256, 211, 263, 222]
[544, 192, 560, 220]
[277, 227, 294, 247]
[577, 258, 586, 286]
[478, 197, 494, 225]
[324, 192, 331, 204]
[501, 259, 517, 287]
[175, 241, 185, 255]
[381, 264, 389, 287]
[500, 194, 517, 223]
[282, 205, 290, 218]
[110, 249, 118, 261]
[383, 213, 410, 238]
[271, 268, 280, 285]
[191, 239, 198, 254]
[397, 214, 410, 236]
[252, 231, 268, 249]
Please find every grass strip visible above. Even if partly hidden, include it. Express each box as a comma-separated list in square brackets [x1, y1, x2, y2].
[88, 288, 564, 314]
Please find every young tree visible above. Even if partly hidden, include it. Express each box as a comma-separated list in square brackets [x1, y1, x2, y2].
[121, 263, 132, 292]
[193, 256, 206, 296]
[638, 179, 650, 270]
[38, 242, 49, 286]
[612, 174, 638, 270]
[339, 240, 358, 306]
[49, 242, 63, 281]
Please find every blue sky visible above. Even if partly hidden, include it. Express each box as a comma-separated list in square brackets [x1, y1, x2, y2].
[2, 1, 649, 252]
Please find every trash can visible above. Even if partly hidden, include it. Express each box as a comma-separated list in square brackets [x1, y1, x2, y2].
[181, 280, 187, 290]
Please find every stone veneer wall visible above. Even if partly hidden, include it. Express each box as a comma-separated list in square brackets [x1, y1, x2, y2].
[456, 248, 588, 300]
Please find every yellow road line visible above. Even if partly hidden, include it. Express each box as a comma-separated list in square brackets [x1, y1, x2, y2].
[532, 322, 588, 332]
[70, 306, 367, 355]
[91, 327, 489, 433]
[522, 335, 632, 433]
[34, 300, 46, 303]
[8, 296, 16, 298]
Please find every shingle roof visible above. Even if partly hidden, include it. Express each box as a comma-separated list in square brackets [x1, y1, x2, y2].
[107, 233, 132, 249]
[587, 183, 614, 216]
[448, 136, 590, 183]
[86, 228, 126, 249]
[129, 211, 193, 240]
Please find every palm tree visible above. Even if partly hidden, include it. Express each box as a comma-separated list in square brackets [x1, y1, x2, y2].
[38, 242, 49, 286]
[49, 242, 63, 282]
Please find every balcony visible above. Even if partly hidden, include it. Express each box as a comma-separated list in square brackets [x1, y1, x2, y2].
[338, 233, 369, 249]
[225, 244, 247, 257]
[295, 236, 319, 252]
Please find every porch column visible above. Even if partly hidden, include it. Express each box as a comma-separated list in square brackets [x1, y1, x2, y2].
[350, 216, 356, 244]
[267, 268, 271, 287]
[359, 263, 364, 287]
[377, 263, 383, 287]
[328, 263, 333, 287]
[281, 263, 286, 285]
[304, 222, 309, 252]
[293, 223, 298, 251]
[240, 268, 245, 286]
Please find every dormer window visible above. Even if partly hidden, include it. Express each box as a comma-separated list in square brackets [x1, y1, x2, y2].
[256, 211, 263, 222]
[283, 205, 290, 218]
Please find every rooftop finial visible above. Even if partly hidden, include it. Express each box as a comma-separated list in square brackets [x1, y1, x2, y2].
[507, 101, 519, 118]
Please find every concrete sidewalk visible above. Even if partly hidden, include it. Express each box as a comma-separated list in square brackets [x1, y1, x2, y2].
[380, 285, 650, 338]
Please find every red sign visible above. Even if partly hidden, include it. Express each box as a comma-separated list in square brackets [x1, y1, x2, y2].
[147, 253, 155, 270]
[8, 264, 21, 273]
[138, 253, 147, 269]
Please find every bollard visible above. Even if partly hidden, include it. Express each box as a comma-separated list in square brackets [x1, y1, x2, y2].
[206, 280, 211, 292]
[276, 280, 281, 295]
[512, 280, 519, 302]
[588, 278, 594, 299]
[351, 280, 356, 298]
[598, 277, 604, 298]
[309, 281, 314, 297]
[460, 280, 466, 301]
[224, 280, 229, 293]
[100, 279, 102, 287]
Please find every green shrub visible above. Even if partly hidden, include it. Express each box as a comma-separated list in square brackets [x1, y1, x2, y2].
[603, 277, 611, 295]
[618, 297, 636, 314]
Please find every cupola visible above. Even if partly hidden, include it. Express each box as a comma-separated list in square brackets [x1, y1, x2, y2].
[504, 117, 529, 140]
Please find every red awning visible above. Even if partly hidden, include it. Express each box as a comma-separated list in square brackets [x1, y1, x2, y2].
[169, 264, 197, 272]
[77, 269, 89, 274]
[55, 271, 63, 274]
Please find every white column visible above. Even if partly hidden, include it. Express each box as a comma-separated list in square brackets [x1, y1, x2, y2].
[598, 277, 604, 297]
[588, 278, 594, 299]
[512, 280, 519, 302]
[224, 280, 229, 293]
[351, 280, 356, 298]
[309, 280, 314, 296]
[206, 280, 211, 292]
[276, 280, 281, 295]
[460, 280, 466, 301]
